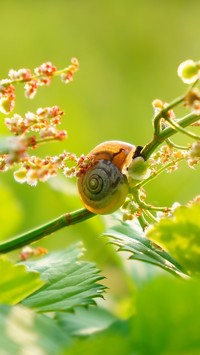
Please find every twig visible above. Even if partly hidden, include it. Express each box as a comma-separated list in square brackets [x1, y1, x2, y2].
[0, 208, 94, 254]
[141, 112, 200, 160]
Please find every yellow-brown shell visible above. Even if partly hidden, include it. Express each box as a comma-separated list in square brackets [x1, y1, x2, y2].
[77, 141, 135, 214]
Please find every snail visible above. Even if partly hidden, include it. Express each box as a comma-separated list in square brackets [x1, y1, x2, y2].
[77, 141, 135, 214]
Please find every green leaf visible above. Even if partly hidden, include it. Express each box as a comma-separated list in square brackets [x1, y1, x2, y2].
[63, 277, 200, 355]
[104, 218, 187, 278]
[62, 319, 132, 355]
[0, 304, 71, 355]
[55, 305, 117, 336]
[130, 276, 200, 354]
[0, 258, 44, 304]
[22, 243, 106, 312]
[147, 203, 200, 276]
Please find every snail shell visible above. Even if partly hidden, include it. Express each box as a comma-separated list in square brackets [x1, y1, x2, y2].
[77, 141, 135, 214]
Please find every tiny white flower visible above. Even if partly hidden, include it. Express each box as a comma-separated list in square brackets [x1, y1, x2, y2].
[177, 59, 200, 84]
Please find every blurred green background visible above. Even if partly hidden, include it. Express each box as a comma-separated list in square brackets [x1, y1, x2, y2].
[0, 0, 200, 257]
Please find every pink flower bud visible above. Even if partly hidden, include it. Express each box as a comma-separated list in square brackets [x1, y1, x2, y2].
[24, 80, 38, 99]
[34, 62, 57, 76]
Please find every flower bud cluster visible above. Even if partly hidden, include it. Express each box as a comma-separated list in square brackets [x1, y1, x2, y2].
[23, 62, 57, 99]
[187, 141, 200, 168]
[150, 141, 200, 175]
[55, 151, 78, 178]
[34, 62, 57, 77]
[75, 154, 96, 176]
[60, 57, 79, 83]
[0, 58, 82, 186]
[0, 58, 79, 113]
[5, 136, 36, 165]
[151, 145, 186, 172]
[121, 197, 140, 221]
[8, 68, 32, 81]
[0, 104, 78, 185]
[14, 151, 79, 186]
[14, 156, 59, 186]
[20, 246, 48, 261]
[5, 106, 66, 141]
[0, 83, 15, 114]
[184, 88, 200, 115]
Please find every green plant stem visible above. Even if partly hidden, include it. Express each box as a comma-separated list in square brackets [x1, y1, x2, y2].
[137, 213, 149, 230]
[132, 188, 170, 213]
[153, 94, 185, 135]
[0, 208, 94, 254]
[143, 209, 158, 223]
[165, 138, 189, 150]
[165, 115, 200, 140]
[141, 112, 200, 160]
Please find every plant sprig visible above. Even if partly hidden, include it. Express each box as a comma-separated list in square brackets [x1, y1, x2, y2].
[1, 58, 200, 254]
[0, 58, 79, 113]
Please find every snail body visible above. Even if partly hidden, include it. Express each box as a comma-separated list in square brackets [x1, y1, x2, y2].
[77, 141, 135, 214]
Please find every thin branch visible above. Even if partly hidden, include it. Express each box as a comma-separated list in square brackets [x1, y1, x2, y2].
[141, 112, 200, 160]
[164, 115, 200, 140]
[137, 213, 149, 230]
[153, 94, 185, 135]
[165, 138, 189, 150]
[1, 64, 76, 87]
[0, 208, 94, 254]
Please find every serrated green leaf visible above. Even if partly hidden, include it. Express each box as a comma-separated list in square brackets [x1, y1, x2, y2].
[0, 258, 44, 304]
[0, 304, 71, 355]
[104, 219, 187, 278]
[22, 243, 106, 312]
[147, 204, 200, 276]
